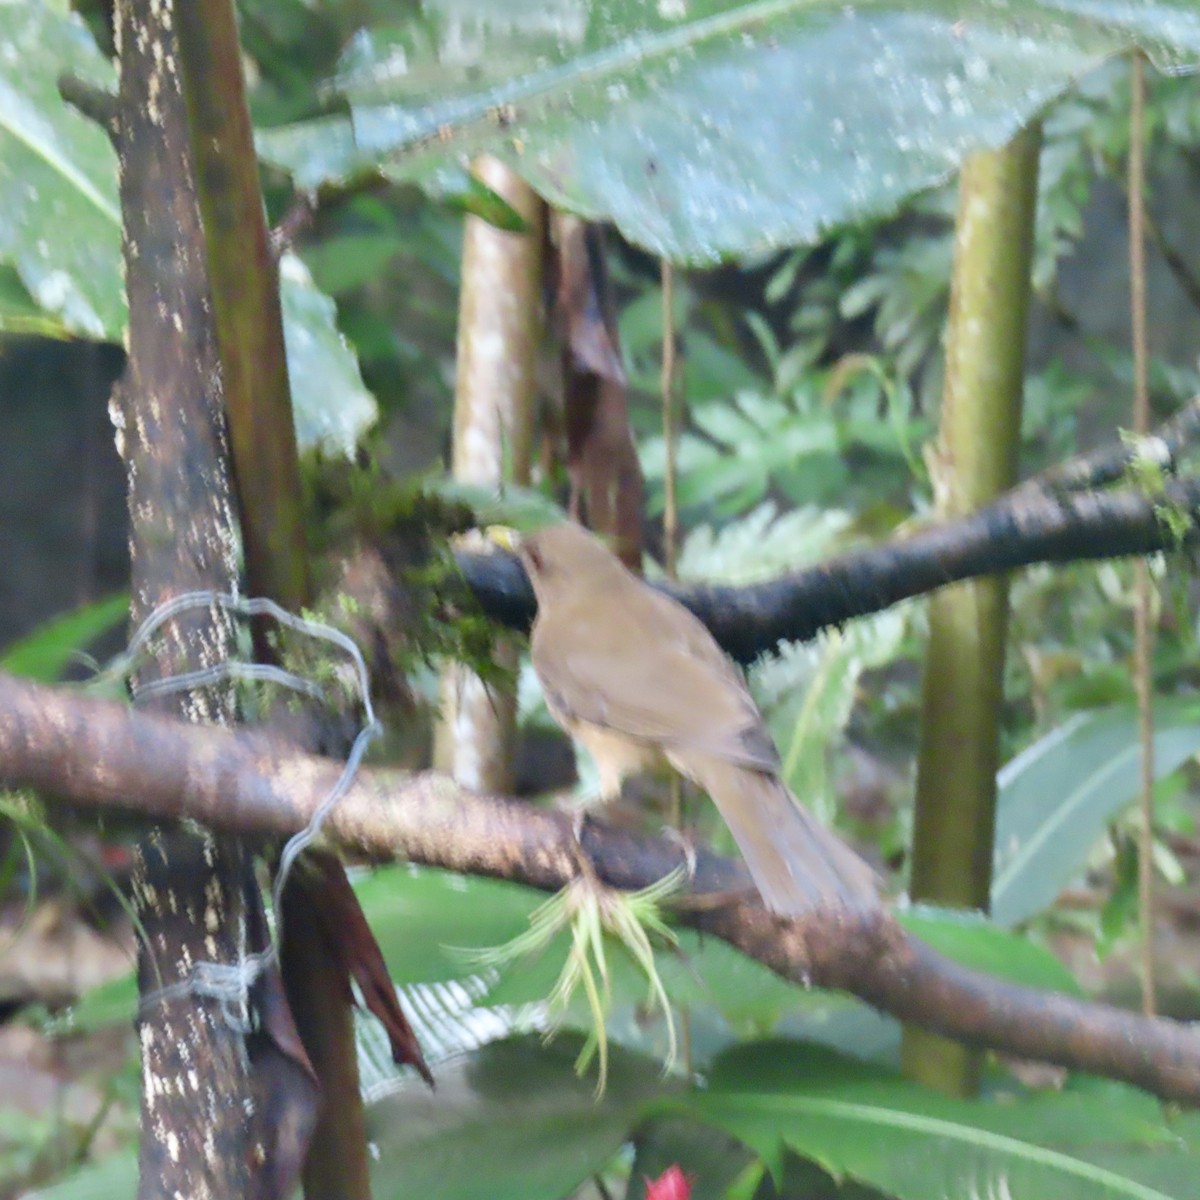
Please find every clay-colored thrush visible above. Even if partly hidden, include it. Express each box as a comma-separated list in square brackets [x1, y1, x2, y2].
[507, 522, 879, 915]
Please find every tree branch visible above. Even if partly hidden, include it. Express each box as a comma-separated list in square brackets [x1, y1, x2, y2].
[3, 669, 1199, 1105]
[459, 475, 1200, 663]
[57, 73, 118, 143]
[1021, 394, 1200, 495]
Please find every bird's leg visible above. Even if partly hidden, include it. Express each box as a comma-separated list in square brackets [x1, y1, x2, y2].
[564, 759, 629, 889]
[567, 807, 603, 891]
[569, 805, 597, 878]
[570, 805, 590, 844]
[562, 783, 606, 860]
[655, 824, 757, 911]
[661, 825, 698, 887]
[656, 776, 759, 911]
[565, 748, 627, 852]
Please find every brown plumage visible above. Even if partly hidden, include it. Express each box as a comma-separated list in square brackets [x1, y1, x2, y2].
[516, 522, 879, 916]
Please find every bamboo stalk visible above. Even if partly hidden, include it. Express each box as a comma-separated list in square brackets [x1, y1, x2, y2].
[902, 125, 1042, 1097]
[436, 158, 544, 793]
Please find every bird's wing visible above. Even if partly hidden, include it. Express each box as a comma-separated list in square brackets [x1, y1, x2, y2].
[532, 592, 778, 771]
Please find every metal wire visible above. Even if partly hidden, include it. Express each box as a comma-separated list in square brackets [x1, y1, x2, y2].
[127, 590, 381, 1025]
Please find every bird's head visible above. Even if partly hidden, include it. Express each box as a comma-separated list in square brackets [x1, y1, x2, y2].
[485, 522, 620, 603]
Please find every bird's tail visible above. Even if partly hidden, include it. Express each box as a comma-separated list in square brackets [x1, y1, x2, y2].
[675, 752, 879, 916]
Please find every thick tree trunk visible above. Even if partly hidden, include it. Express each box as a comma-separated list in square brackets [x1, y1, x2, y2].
[115, 3, 295, 1197]
[115, 3, 320, 1196]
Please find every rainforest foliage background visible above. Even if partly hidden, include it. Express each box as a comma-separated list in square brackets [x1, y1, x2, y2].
[4, 2, 1200, 1199]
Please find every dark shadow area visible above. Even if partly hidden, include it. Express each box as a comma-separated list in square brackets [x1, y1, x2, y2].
[0, 338, 127, 648]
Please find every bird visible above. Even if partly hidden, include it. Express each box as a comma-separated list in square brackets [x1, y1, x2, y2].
[501, 521, 879, 916]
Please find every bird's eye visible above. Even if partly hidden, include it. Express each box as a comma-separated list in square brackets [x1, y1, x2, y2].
[525, 543, 546, 575]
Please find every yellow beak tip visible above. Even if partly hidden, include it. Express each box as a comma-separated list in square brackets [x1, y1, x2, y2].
[483, 524, 522, 552]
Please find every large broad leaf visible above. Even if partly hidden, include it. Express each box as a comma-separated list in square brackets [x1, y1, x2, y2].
[26, 1147, 136, 1200]
[366, 1034, 666, 1200]
[342, 866, 1097, 1094]
[770, 906, 1083, 1071]
[0, 261, 78, 337]
[260, 0, 1200, 264]
[0, 3, 377, 455]
[897, 905, 1083, 996]
[990, 698, 1200, 927]
[0, 1, 122, 337]
[677, 1041, 1194, 1200]
[53, 858, 1092, 1078]
[355, 863, 801, 1052]
[278, 253, 378, 456]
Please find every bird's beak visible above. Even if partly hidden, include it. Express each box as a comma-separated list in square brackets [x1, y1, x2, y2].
[483, 525, 522, 552]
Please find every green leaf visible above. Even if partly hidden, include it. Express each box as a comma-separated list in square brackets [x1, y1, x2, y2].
[351, 865, 543, 986]
[260, 1, 1200, 264]
[0, 263, 72, 337]
[647, 397, 820, 517]
[676, 503, 853, 583]
[23, 1146, 136, 1200]
[348, 864, 825, 1091]
[446, 172, 530, 231]
[298, 229, 411, 296]
[775, 999, 902, 1066]
[426, 478, 568, 533]
[0, 2, 123, 337]
[40, 971, 137, 1038]
[1088, 1131, 1200, 1200]
[897, 905, 1083, 996]
[35, 1037, 660, 1200]
[1, 594, 128, 682]
[991, 698, 1200, 927]
[757, 608, 907, 824]
[677, 1041, 1188, 1200]
[771, 907, 1084, 1070]
[360, 865, 800, 1027]
[366, 1034, 667, 1200]
[0, 12, 374, 458]
[279, 253, 378, 455]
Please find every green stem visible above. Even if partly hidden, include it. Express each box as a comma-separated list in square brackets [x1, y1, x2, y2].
[902, 124, 1041, 1097]
[173, 0, 307, 611]
[173, 5, 366, 1197]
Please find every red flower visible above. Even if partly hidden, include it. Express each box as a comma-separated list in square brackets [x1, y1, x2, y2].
[645, 1164, 693, 1200]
